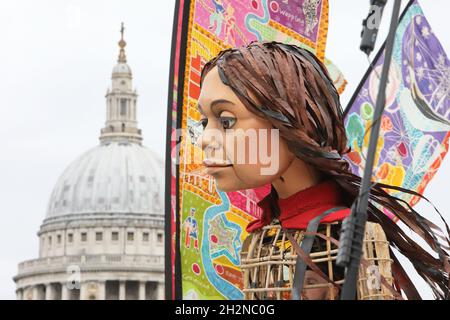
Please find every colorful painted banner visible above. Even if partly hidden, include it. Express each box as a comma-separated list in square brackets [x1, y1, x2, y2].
[343, 0, 450, 220]
[165, 0, 347, 300]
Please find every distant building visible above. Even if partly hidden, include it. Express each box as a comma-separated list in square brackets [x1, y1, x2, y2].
[13, 24, 165, 300]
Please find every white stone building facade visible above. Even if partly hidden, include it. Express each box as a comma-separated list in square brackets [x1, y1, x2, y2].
[14, 25, 165, 300]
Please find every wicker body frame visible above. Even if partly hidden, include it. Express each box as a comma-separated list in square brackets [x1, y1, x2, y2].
[240, 221, 395, 300]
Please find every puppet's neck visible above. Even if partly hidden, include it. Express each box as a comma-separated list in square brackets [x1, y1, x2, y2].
[271, 157, 322, 199]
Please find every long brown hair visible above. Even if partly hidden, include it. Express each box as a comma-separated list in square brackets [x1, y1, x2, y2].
[200, 41, 450, 299]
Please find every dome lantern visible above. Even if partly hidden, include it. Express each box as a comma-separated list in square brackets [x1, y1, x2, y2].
[100, 23, 142, 145]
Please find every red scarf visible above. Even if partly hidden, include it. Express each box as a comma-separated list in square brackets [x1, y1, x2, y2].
[246, 180, 351, 232]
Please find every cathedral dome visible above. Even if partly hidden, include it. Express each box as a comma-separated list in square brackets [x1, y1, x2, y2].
[45, 141, 164, 219]
[15, 23, 165, 301]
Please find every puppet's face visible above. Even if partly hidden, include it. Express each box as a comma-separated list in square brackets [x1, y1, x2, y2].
[197, 66, 294, 192]
[302, 270, 339, 300]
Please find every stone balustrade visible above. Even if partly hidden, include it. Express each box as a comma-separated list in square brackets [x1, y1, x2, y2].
[16, 254, 164, 278]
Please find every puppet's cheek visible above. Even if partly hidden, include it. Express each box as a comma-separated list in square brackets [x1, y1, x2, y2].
[302, 287, 328, 300]
[207, 164, 274, 192]
[208, 166, 247, 192]
[219, 140, 293, 190]
[224, 130, 288, 172]
[231, 163, 281, 188]
[232, 138, 293, 185]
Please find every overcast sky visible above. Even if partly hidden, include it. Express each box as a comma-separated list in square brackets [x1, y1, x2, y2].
[0, 0, 448, 300]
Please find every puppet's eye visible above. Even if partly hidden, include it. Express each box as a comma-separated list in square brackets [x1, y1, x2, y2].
[219, 117, 236, 129]
[199, 118, 208, 129]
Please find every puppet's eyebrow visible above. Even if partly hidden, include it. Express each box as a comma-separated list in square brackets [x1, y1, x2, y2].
[198, 99, 235, 116]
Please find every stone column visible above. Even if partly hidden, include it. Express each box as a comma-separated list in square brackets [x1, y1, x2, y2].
[16, 289, 23, 300]
[61, 283, 69, 300]
[138, 281, 146, 300]
[98, 281, 106, 300]
[79, 282, 86, 300]
[131, 100, 136, 121]
[33, 286, 40, 300]
[27, 286, 37, 300]
[22, 287, 29, 300]
[45, 283, 53, 300]
[119, 281, 126, 300]
[157, 282, 165, 300]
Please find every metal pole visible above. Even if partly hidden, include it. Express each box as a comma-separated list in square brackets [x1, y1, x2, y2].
[336, 0, 402, 300]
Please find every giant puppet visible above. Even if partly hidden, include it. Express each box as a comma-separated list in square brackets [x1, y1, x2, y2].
[166, 0, 450, 300]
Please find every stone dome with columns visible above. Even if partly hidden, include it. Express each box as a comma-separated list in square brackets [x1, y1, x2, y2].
[13, 24, 165, 300]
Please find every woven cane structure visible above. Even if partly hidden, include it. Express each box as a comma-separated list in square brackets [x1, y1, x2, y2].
[357, 222, 395, 300]
[240, 221, 395, 300]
